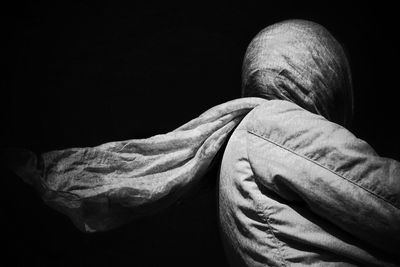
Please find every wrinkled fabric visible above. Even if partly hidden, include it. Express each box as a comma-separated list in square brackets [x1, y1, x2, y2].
[242, 19, 353, 127]
[219, 100, 400, 266]
[6, 18, 400, 266]
[218, 20, 399, 266]
[8, 97, 266, 232]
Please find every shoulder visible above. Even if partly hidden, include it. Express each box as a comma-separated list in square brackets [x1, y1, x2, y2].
[231, 99, 399, 209]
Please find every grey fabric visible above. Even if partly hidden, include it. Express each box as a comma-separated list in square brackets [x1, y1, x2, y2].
[6, 18, 399, 266]
[218, 20, 399, 266]
[242, 19, 353, 127]
[219, 100, 400, 266]
[7, 98, 266, 232]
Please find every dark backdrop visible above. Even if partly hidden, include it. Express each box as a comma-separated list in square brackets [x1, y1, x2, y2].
[2, 2, 399, 266]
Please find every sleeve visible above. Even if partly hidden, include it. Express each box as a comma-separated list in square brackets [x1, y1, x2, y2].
[245, 100, 400, 255]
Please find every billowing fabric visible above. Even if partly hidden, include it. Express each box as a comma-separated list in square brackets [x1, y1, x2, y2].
[9, 97, 266, 232]
[6, 18, 400, 266]
[219, 100, 400, 266]
[242, 19, 353, 127]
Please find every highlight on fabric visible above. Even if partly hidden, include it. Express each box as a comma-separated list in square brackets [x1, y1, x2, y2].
[4, 97, 266, 232]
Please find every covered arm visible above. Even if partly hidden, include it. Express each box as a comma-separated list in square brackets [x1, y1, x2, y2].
[245, 100, 400, 255]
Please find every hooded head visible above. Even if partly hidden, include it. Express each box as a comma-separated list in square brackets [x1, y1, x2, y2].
[242, 20, 353, 127]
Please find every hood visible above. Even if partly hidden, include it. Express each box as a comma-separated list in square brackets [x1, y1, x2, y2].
[242, 19, 353, 126]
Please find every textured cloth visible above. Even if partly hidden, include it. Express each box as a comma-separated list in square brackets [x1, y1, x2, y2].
[242, 19, 353, 127]
[217, 20, 399, 266]
[8, 97, 266, 232]
[6, 18, 399, 266]
[219, 100, 400, 266]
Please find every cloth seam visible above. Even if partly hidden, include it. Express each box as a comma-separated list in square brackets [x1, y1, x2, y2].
[247, 129, 400, 211]
[244, 128, 289, 267]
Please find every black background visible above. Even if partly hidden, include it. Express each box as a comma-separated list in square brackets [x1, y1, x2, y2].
[2, 1, 399, 266]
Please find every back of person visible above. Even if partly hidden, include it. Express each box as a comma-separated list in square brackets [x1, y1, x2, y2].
[218, 20, 400, 266]
[5, 19, 399, 267]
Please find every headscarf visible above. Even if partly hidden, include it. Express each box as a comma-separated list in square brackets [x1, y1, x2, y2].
[242, 19, 353, 127]
[5, 20, 353, 232]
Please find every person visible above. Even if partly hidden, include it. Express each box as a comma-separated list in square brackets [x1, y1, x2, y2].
[218, 20, 400, 266]
[4, 20, 399, 266]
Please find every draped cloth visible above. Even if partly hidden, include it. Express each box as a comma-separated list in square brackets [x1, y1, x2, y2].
[6, 20, 355, 235]
[7, 97, 267, 232]
[242, 19, 353, 127]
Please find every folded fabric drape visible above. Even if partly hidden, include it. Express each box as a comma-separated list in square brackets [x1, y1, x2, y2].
[7, 97, 266, 232]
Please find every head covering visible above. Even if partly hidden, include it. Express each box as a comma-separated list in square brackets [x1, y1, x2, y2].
[5, 20, 353, 232]
[242, 19, 353, 126]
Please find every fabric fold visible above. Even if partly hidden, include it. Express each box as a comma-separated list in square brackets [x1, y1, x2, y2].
[7, 97, 266, 233]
